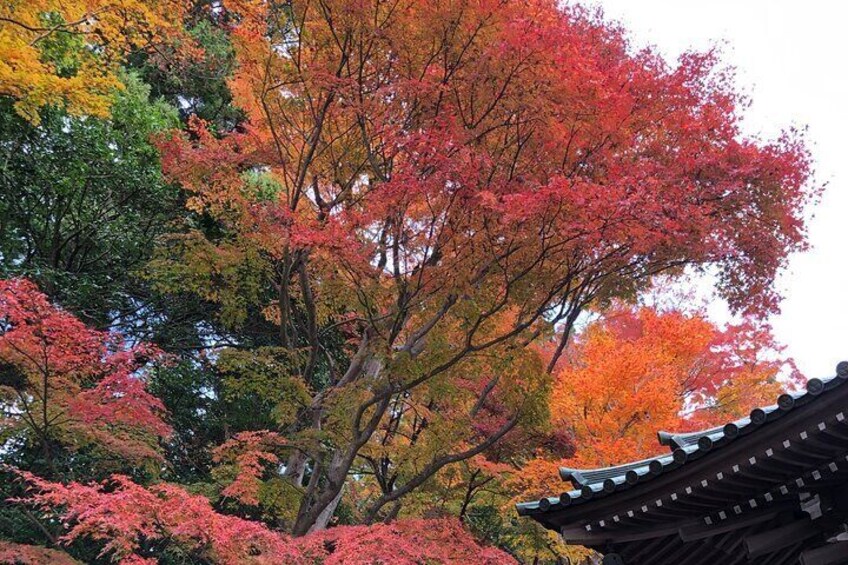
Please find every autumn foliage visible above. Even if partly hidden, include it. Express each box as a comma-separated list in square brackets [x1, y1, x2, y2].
[0, 281, 515, 563]
[0, 541, 82, 565]
[0, 0, 186, 123]
[212, 430, 289, 506]
[0, 0, 817, 563]
[146, 0, 813, 540]
[549, 305, 793, 468]
[10, 469, 514, 564]
[0, 279, 170, 467]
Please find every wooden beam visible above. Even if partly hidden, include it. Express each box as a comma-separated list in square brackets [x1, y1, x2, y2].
[743, 518, 818, 557]
[799, 542, 848, 565]
[561, 523, 693, 545]
[678, 506, 790, 542]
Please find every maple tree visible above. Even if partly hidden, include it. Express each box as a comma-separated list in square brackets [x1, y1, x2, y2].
[449, 302, 797, 564]
[0, 279, 170, 475]
[0, 0, 186, 123]
[547, 304, 793, 468]
[0, 281, 516, 562]
[149, 0, 814, 536]
[9, 469, 515, 564]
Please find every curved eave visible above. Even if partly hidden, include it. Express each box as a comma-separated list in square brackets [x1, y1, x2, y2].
[656, 424, 725, 450]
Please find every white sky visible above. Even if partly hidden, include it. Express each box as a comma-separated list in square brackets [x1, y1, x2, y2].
[586, 0, 848, 379]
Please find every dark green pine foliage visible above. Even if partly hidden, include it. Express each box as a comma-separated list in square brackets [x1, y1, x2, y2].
[0, 73, 179, 331]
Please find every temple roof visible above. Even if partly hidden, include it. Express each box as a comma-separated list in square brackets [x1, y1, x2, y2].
[517, 361, 848, 565]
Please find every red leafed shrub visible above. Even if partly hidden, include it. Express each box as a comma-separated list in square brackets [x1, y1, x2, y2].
[0, 279, 170, 465]
[11, 470, 516, 564]
[212, 430, 288, 506]
[0, 541, 82, 564]
[11, 469, 319, 564]
[308, 519, 516, 565]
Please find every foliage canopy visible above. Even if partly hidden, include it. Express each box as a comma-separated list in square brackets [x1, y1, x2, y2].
[0, 0, 815, 563]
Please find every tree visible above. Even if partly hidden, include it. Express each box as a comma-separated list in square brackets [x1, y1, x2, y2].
[149, 0, 813, 535]
[0, 0, 819, 561]
[546, 304, 793, 468]
[485, 303, 794, 564]
[0, 280, 517, 562]
[0, 73, 184, 333]
[0, 0, 186, 123]
[0, 279, 170, 478]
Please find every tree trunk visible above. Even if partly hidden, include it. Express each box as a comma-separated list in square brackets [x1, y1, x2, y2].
[307, 484, 344, 533]
[291, 449, 350, 535]
[283, 450, 308, 485]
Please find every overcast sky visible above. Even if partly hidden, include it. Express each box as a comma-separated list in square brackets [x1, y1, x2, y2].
[585, 0, 848, 379]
